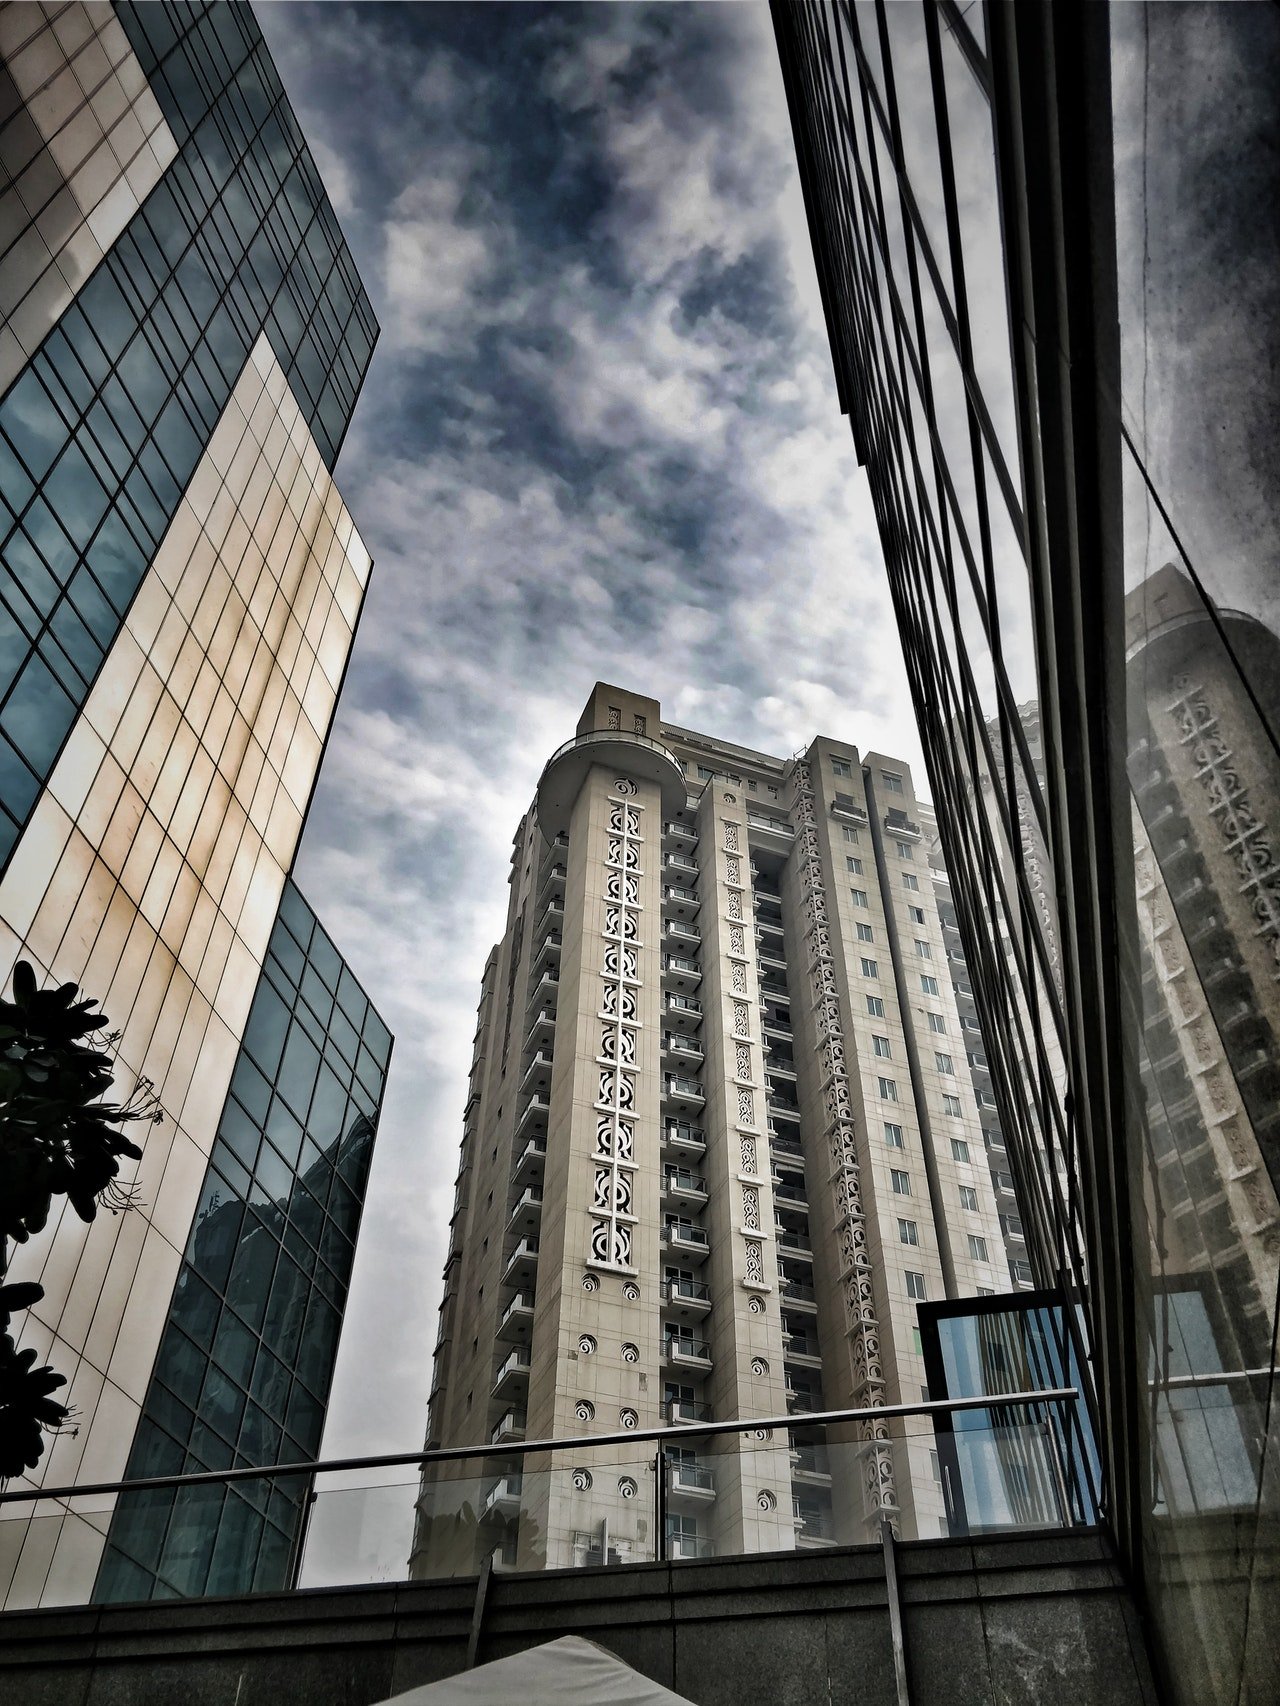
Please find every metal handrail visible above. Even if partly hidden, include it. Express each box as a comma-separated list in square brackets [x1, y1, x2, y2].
[0, 1388, 1081, 1507]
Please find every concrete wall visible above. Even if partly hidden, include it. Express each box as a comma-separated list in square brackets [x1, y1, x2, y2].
[0, 1530, 1158, 1706]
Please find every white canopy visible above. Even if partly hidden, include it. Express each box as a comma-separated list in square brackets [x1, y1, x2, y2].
[375, 1636, 699, 1706]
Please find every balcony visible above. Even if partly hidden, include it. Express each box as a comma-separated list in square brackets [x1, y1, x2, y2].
[664, 1075, 705, 1106]
[537, 863, 566, 902]
[666, 992, 702, 1021]
[781, 1279, 817, 1310]
[515, 1093, 550, 1136]
[481, 1474, 523, 1520]
[662, 884, 700, 918]
[663, 1121, 706, 1156]
[663, 1032, 705, 1063]
[497, 1292, 535, 1341]
[664, 1275, 711, 1314]
[755, 916, 784, 941]
[527, 969, 559, 1005]
[536, 729, 688, 841]
[765, 1055, 797, 1081]
[776, 1227, 813, 1259]
[526, 1007, 557, 1047]
[793, 1506, 837, 1547]
[662, 953, 702, 984]
[665, 1335, 713, 1371]
[768, 1098, 800, 1125]
[783, 1332, 822, 1368]
[668, 1534, 715, 1560]
[490, 1410, 526, 1445]
[789, 1446, 832, 1485]
[884, 808, 922, 841]
[772, 1180, 807, 1207]
[491, 1348, 531, 1399]
[830, 794, 867, 824]
[510, 1137, 546, 1189]
[665, 919, 701, 945]
[664, 820, 697, 841]
[532, 932, 562, 975]
[746, 813, 794, 841]
[757, 949, 788, 975]
[502, 1238, 540, 1285]
[769, 1131, 803, 1161]
[786, 1386, 825, 1417]
[664, 1222, 710, 1263]
[506, 1187, 543, 1233]
[663, 1168, 708, 1204]
[665, 1399, 712, 1425]
[668, 1460, 717, 1501]
[665, 852, 699, 874]
[536, 897, 564, 935]
[519, 1050, 554, 1092]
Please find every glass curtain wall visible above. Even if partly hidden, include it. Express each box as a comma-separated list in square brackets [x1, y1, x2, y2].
[0, 0, 377, 865]
[95, 882, 391, 1601]
[772, 6, 1279, 1705]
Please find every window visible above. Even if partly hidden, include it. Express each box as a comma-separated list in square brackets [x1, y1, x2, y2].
[950, 1136, 970, 1160]
[866, 994, 885, 1017]
[831, 756, 853, 777]
[902, 873, 920, 891]
[909, 905, 925, 924]
[921, 975, 939, 995]
[850, 887, 868, 906]
[898, 1219, 919, 1246]
[878, 1077, 898, 1102]
[959, 1185, 978, 1211]
[842, 825, 859, 844]
[944, 1100, 964, 1123]
[884, 1122, 904, 1148]
[977, 1286, 995, 1296]
[968, 1235, 989, 1262]
[696, 764, 714, 780]
[873, 1035, 892, 1058]
[846, 855, 863, 874]
[890, 1169, 911, 1196]
[861, 957, 878, 977]
[857, 923, 875, 943]
[896, 841, 913, 860]
[906, 1271, 927, 1300]
[928, 1013, 946, 1033]
[915, 940, 931, 958]
[882, 771, 904, 794]
[935, 1052, 954, 1074]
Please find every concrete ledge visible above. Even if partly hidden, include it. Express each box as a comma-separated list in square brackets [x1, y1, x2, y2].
[0, 1530, 1158, 1706]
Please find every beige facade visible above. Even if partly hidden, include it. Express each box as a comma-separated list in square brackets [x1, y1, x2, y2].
[0, 336, 371, 1607]
[414, 687, 1010, 1572]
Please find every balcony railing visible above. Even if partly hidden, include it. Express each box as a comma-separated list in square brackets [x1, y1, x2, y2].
[665, 852, 699, 873]
[664, 1033, 704, 1060]
[667, 993, 702, 1015]
[670, 1460, 716, 1493]
[664, 820, 696, 840]
[665, 1336, 713, 1365]
[663, 954, 701, 977]
[662, 884, 700, 906]
[663, 1168, 707, 1196]
[664, 1222, 709, 1251]
[665, 919, 701, 941]
[665, 1075, 705, 1101]
[664, 1121, 706, 1152]
[665, 1276, 711, 1306]
[489, 1411, 526, 1444]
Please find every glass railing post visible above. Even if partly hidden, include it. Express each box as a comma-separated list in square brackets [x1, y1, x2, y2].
[655, 1445, 668, 1562]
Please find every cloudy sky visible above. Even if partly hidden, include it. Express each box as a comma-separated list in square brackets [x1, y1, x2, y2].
[254, 1, 919, 1479]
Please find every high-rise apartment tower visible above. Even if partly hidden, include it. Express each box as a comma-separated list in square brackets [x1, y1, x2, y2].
[416, 684, 1010, 1572]
[0, 1, 389, 1607]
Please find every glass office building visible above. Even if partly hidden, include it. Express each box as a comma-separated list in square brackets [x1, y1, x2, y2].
[772, 5, 1278, 1705]
[0, 2, 386, 1608]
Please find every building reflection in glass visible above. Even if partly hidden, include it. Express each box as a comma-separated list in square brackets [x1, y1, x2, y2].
[95, 884, 390, 1602]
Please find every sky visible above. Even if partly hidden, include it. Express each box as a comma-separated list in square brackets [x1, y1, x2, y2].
[253, 0, 921, 1480]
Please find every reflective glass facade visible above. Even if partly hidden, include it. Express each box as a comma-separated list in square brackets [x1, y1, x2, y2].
[774, 5, 1278, 1704]
[0, 3, 385, 1612]
[96, 881, 390, 1601]
[0, 0, 376, 865]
